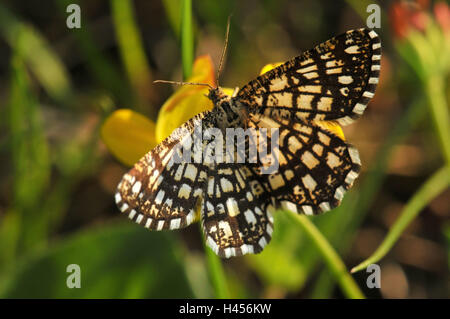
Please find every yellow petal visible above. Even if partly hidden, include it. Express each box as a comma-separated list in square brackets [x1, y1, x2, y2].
[156, 55, 234, 142]
[156, 86, 212, 143]
[101, 109, 157, 166]
[156, 55, 215, 142]
[314, 121, 346, 141]
[260, 62, 284, 75]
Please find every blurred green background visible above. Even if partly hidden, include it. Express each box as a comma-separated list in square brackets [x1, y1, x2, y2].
[0, 0, 449, 298]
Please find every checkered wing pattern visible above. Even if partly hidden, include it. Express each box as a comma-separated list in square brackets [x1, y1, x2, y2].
[202, 163, 275, 258]
[237, 28, 381, 126]
[115, 28, 381, 258]
[248, 111, 361, 215]
[115, 111, 213, 231]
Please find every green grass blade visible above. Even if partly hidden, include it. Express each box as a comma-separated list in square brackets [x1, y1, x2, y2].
[0, 4, 72, 103]
[0, 223, 194, 298]
[55, 0, 131, 107]
[351, 166, 450, 273]
[284, 210, 365, 299]
[110, 0, 154, 113]
[177, 2, 228, 298]
[162, 0, 182, 38]
[424, 75, 450, 167]
[181, 0, 193, 79]
[203, 240, 230, 298]
[310, 96, 427, 297]
[8, 52, 50, 252]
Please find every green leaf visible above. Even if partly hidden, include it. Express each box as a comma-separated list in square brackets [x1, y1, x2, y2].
[7, 52, 51, 254]
[181, 0, 194, 79]
[444, 224, 450, 268]
[246, 210, 314, 291]
[0, 4, 72, 103]
[110, 0, 154, 113]
[162, 0, 182, 38]
[284, 210, 364, 299]
[351, 166, 450, 273]
[0, 223, 195, 298]
[55, 0, 131, 107]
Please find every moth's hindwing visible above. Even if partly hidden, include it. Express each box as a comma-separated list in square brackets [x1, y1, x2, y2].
[248, 112, 361, 215]
[202, 162, 275, 258]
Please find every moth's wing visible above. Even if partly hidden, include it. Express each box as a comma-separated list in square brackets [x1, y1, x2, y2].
[237, 28, 381, 125]
[115, 111, 213, 230]
[248, 112, 361, 215]
[202, 162, 275, 258]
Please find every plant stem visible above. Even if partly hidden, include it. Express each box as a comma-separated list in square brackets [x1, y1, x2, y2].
[310, 96, 426, 298]
[179, 2, 227, 298]
[181, 0, 193, 79]
[284, 210, 365, 299]
[203, 239, 230, 298]
[351, 166, 450, 273]
[424, 75, 450, 167]
[111, 0, 154, 112]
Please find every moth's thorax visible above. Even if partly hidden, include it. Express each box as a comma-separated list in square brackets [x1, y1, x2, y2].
[208, 87, 245, 131]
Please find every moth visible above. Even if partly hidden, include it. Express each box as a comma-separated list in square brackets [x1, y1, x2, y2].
[115, 28, 381, 258]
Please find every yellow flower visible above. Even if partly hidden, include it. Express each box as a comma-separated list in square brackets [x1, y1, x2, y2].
[101, 56, 344, 166]
[101, 109, 157, 167]
[155, 55, 233, 142]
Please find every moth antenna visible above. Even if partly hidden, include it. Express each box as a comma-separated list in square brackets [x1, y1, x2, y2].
[217, 15, 232, 88]
[153, 79, 214, 90]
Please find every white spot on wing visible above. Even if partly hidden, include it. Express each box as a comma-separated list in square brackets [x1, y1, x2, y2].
[131, 181, 141, 195]
[345, 170, 359, 185]
[363, 91, 374, 98]
[207, 236, 219, 254]
[258, 237, 268, 248]
[345, 45, 360, 54]
[282, 201, 298, 213]
[348, 147, 361, 165]
[226, 197, 239, 217]
[244, 210, 257, 225]
[120, 203, 129, 212]
[302, 205, 314, 215]
[157, 220, 165, 230]
[319, 202, 331, 212]
[369, 30, 378, 39]
[186, 211, 196, 225]
[334, 186, 346, 201]
[302, 174, 317, 191]
[128, 209, 137, 219]
[338, 75, 353, 84]
[170, 218, 181, 229]
[155, 190, 165, 205]
[178, 184, 192, 199]
[353, 103, 367, 115]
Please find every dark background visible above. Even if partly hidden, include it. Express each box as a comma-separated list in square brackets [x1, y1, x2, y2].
[0, 0, 448, 298]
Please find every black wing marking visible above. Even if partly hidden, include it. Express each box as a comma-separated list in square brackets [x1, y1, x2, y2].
[202, 162, 275, 258]
[237, 28, 381, 125]
[115, 111, 213, 230]
[248, 111, 361, 215]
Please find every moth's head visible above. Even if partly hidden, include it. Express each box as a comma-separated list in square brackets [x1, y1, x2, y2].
[207, 87, 229, 105]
